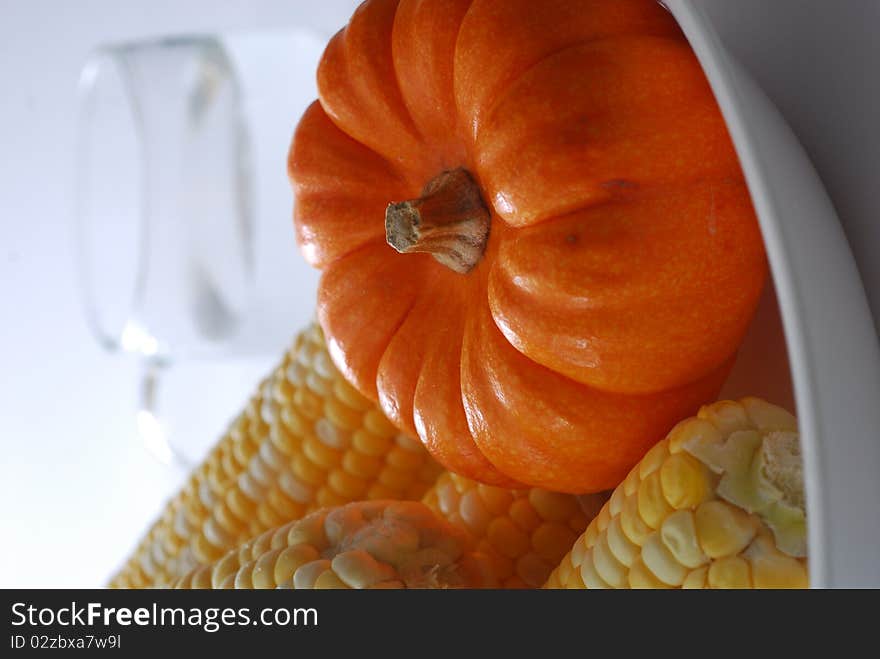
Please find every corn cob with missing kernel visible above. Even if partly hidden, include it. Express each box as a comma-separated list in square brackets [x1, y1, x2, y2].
[423, 473, 606, 588]
[544, 398, 809, 589]
[110, 323, 444, 588]
[172, 500, 496, 589]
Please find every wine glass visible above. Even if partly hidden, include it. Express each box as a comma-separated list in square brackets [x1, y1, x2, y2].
[75, 30, 325, 468]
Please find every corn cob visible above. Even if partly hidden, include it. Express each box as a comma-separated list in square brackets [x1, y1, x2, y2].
[544, 397, 809, 589]
[423, 472, 605, 588]
[172, 500, 496, 589]
[110, 323, 444, 588]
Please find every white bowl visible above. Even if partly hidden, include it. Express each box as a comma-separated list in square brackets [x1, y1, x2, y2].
[667, 0, 880, 587]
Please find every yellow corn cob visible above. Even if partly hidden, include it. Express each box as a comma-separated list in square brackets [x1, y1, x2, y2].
[423, 472, 605, 588]
[110, 323, 444, 588]
[172, 500, 496, 589]
[545, 397, 809, 589]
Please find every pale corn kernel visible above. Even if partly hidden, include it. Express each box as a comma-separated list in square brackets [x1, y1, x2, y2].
[607, 486, 625, 517]
[270, 521, 298, 549]
[622, 464, 641, 496]
[707, 555, 752, 589]
[579, 549, 610, 589]
[293, 559, 332, 589]
[565, 565, 586, 589]
[193, 532, 224, 564]
[699, 400, 752, 436]
[314, 570, 351, 589]
[741, 397, 798, 432]
[234, 562, 255, 589]
[293, 388, 323, 420]
[266, 487, 303, 520]
[744, 535, 808, 588]
[660, 510, 708, 569]
[682, 566, 708, 589]
[315, 418, 349, 450]
[478, 485, 515, 516]
[259, 440, 286, 472]
[227, 488, 257, 520]
[508, 498, 542, 532]
[269, 423, 302, 458]
[305, 371, 331, 398]
[528, 489, 580, 522]
[250, 529, 275, 559]
[279, 472, 315, 505]
[218, 574, 236, 589]
[286, 514, 328, 550]
[620, 494, 653, 546]
[303, 435, 342, 470]
[292, 453, 327, 487]
[204, 515, 236, 548]
[333, 377, 372, 412]
[331, 549, 397, 588]
[592, 535, 628, 588]
[251, 549, 283, 589]
[606, 516, 640, 567]
[280, 406, 310, 437]
[404, 480, 432, 500]
[352, 429, 392, 456]
[593, 504, 611, 532]
[459, 488, 493, 535]
[248, 453, 276, 488]
[660, 452, 713, 509]
[638, 471, 674, 529]
[324, 396, 363, 432]
[641, 532, 688, 586]
[256, 502, 288, 531]
[342, 450, 383, 480]
[545, 553, 571, 588]
[238, 472, 267, 502]
[364, 408, 398, 437]
[488, 517, 531, 560]
[638, 440, 670, 478]
[695, 500, 759, 558]
[329, 468, 368, 500]
[214, 500, 243, 535]
[532, 522, 578, 564]
[628, 557, 672, 589]
[570, 535, 588, 567]
[667, 417, 723, 455]
[434, 478, 460, 516]
[273, 544, 321, 585]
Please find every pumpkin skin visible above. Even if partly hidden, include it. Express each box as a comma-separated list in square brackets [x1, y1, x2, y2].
[289, 0, 767, 493]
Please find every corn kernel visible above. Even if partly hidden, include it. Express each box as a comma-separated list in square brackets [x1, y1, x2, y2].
[293, 559, 332, 589]
[628, 557, 671, 589]
[331, 549, 396, 588]
[274, 544, 320, 585]
[606, 516, 639, 567]
[741, 397, 798, 432]
[641, 532, 687, 586]
[532, 522, 578, 565]
[620, 494, 652, 545]
[667, 417, 723, 455]
[488, 518, 531, 559]
[592, 535, 628, 588]
[660, 452, 713, 509]
[744, 535, 809, 588]
[508, 498, 542, 532]
[695, 500, 759, 558]
[660, 509, 708, 569]
[638, 471, 673, 529]
[638, 440, 670, 478]
[459, 488, 492, 535]
[682, 566, 708, 589]
[707, 555, 752, 589]
[579, 549, 610, 589]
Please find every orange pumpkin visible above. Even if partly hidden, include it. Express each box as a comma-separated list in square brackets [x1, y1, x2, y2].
[288, 0, 767, 493]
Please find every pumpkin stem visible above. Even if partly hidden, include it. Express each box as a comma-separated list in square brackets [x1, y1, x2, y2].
[385, 168, 490, 274]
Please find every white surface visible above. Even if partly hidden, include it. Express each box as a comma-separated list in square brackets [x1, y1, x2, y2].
[670, 0, 880, 589]
[0, 0, 359, 588]
[2, 0, 877, 588]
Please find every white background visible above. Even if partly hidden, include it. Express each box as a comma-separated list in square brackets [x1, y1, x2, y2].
[1, 0, 877, 588]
